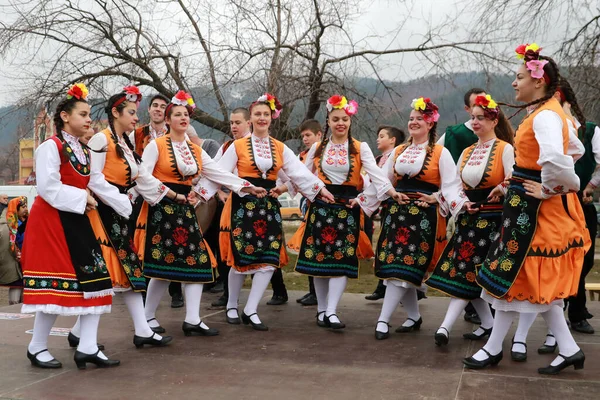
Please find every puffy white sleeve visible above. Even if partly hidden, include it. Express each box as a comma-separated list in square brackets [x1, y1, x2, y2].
[88, 170, 132, 219]
[436, 133, 446, 146]
[213, 144, 225, 162]
[129, 131, 137, 153]
[439, 148, 466, 217]
[534, 110, 580, 198]
[280, 145, 324, 202]
[497, 143, 515, 196]
[141, 141, 160, 171]
[436, 149, 465, 217]
[87, 133, 108, 173]
[566, 119, 585, 162]
[589, 126, 600, 188]
[134, 163, 169, 206]
[303, 142, 319, 173]
[35, 140, 88, 214]
[276, 169, 299, 198]
[357, 150, 396, 216]
[193, 149, 251, 201]
[359, 142, 393, 199]
[194, 142, 239, 200]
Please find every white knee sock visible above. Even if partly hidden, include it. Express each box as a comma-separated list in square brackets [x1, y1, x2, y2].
[8, 288, 22, 304]
[544, 329, 556, 346]
[244, 270, 274, 324]
[71, 316, 81, 338]
[226, 269, 245, 319]
[472, 310, 515, 360]
[512, 312, 537, 353]
[325, 276, 347, 323]
[471, 298, 494, 332]
[438, 298, 467, 335]
[313, 277, 329, 320]
[376, 283, 406, 333]
[400, 287, 421, 327]
[184, 283, 209, 328]
[78, 314, 107, 360]
[28, 312, 58, 362]
[144, 279, 170, 328]
[123, 290, 157, 338]
[541, 305, 580, 366]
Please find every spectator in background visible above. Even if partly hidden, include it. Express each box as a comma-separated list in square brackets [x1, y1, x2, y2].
[0, 194, 24, 304]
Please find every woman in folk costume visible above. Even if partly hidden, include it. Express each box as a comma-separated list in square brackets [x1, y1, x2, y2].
[138, 91, 262, 337]
[425, 94, 515, 346]
[71, 86, 176, 349]
[201, 93, 333, 331]
[358, 97, 466, 340]
[289, 95, 394, 330]
[464, 44, 590, 375]
[22, 84, 131, 369]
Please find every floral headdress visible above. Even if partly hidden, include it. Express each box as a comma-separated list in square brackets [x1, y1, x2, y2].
[326, 95, 358, 116]
[165, 90, 196, 116]
[411, 97, 439, 123]
[253, 93, 283, 119]
[113, 85, 142, 108]
[66, 83, 89, 101]
[515, 43, 548, 81]
[473, 94, 500, 119]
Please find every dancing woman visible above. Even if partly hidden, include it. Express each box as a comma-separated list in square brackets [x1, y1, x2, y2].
[464, 43, 590, 375]
[22, 84, 130, 369]
[425, 94, 515, 346]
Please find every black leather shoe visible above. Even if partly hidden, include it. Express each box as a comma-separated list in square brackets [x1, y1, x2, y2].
[537, 334, 558, 354]
[585, 310, 594, 320]
[316, 311, 328, 328]
[300, 293, 318, 306]
[182, 321, 219, 336]
[538, 350, 585, 375]
[226, 308, 241, 325]
[74, 350, 120, 370]
[463, 349, 503, 369]
[296, 293, 311, 303]
[267, 295, 288, 306]
[375, 321, 390, 340]
[324, 314, 345, 329]
[241, 312, 268, 331]
[133, 332, 173, 348]
[27, 349, 62, 369]
[571, 320, 595, 334]
[209, 282, 224, 294]
[434, 327, 449, 346]
[511, 338, 527, 362]
[463, 327, 492, 341]
[464, 311, 481, 325]
[171, 293, 184, 308]
[417, 290, 428, 300]
[211, 296, 227, 307]
[67, 332, 105, 351]
[147, 318, 166, 334]
[395, 317, 422, 333]
[365, 291, 385, 301]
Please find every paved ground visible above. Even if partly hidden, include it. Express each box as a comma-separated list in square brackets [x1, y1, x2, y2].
[0, 290, 598, 400]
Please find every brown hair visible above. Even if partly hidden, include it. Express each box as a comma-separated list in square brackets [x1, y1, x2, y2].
[105, 92, 142, 164]
[377, 125, 406, 146]
[314, 111, 358, 159]
[299, 119, 322, 135]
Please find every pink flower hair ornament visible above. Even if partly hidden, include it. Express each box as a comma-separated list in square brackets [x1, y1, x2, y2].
[525, 60, 548, 80]
[252, 93, 283, 119]
[326, 95, 358, 116]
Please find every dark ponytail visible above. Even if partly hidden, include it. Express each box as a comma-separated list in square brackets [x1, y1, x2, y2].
[105, 93, 142, 164]
[559, 77, 586, 129]
[494, 109, 515, 145]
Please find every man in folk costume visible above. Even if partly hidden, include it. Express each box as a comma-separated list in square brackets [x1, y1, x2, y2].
[464, 43, 590, 375]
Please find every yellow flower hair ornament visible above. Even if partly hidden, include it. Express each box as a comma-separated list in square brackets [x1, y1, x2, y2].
[66, 83, 89, 100]
[411, 97, 439, 123]
[326, 95, 358, 116]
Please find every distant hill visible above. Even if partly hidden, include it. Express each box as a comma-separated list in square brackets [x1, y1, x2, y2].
[0, 71, 524, 153]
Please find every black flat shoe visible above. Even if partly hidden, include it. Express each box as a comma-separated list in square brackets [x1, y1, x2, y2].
[74, 350, 120, 370]
[537, 334, 557, 354]
[211, 296, 227, 308]
[182, 321, 219, 336]
[267, 295, 288, 306]
[463, 349, 503, 369]
[463, 327, 492, 341]
[226, 308, 241, 325]
[133, 332, 173, 348]
[316, 311, 328, 328]
[300, 293, 318, 306]
[147, 318, 166, 334]
[67, 332, 105, 351]
[170, 293, 184, 308]
[538, 350, 585, 375]
[365, 291, 385, 301]
[324, 314, 345, 330]
[27, 349, 62, 369]
[464, 312, 481, 325]
[511, 338, 527, 362]
[241, 312, 268, 331]
[395, 317, 422, 333]
[296, 293, 311, 303]
[434, 327, 449, 346]
[375, 321, 390, 340]
[571, 320, 595, 334]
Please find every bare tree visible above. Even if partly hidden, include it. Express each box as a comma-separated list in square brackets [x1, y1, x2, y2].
[0, 0, 497, 141]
